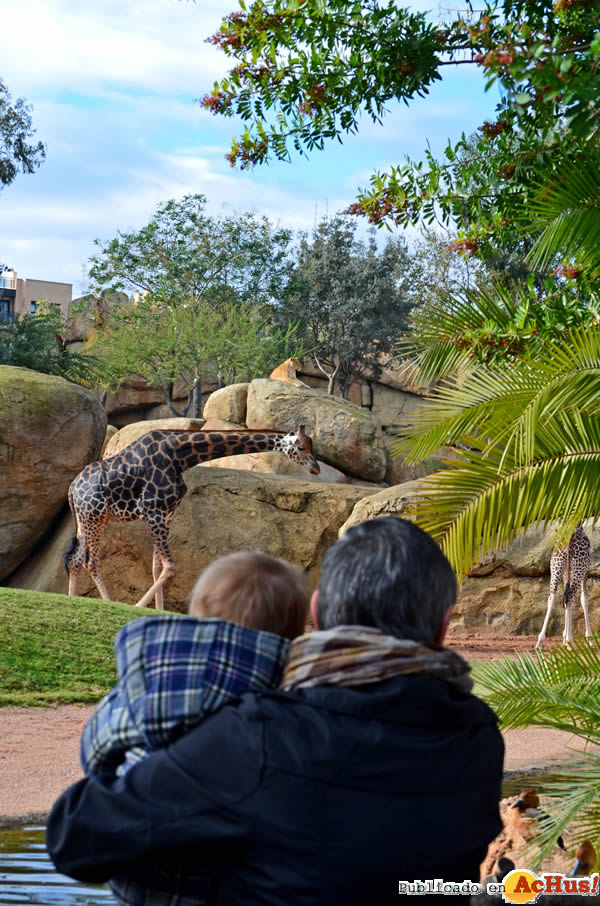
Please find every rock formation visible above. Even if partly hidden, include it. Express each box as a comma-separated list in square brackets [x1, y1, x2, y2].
[246, 379, 387, 482]
[0, 366, 106, 580]
[201, 383, 249, 425]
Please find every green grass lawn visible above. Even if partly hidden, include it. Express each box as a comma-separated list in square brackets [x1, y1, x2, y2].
[0, 587, 160, 707]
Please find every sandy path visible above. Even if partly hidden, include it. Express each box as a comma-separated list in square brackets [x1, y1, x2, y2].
[0, 633, 589, 825]
[0, 704, 95, 826]
[0, 707, 590, 825]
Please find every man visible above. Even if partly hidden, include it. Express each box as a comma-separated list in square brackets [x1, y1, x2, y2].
[47, 517, 503, 905]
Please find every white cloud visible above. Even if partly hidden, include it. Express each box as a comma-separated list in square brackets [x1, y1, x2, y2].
[2, 0, 230, 96]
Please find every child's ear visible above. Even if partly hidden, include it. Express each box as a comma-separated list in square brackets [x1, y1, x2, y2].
[310, 590, 319, 630]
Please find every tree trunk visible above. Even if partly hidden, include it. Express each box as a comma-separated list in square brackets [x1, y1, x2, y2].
[158, 383, 185, 417]
[191, 374, 203, 418]
[314, 354, 339, 396]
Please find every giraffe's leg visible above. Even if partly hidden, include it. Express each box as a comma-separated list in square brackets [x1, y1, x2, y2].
[581, 580, 592, 640]
[87, 563, 111, 600]
[563, 603, 575, 645]
[66, 529, 85, 596]
[68, 564, 81, 596]
[135, 515, 175, 608]
[537, 585, 559, 649]
[562, 581, 577, 646]
[152, 548, 164, 611]
[82, 517, 111, 601]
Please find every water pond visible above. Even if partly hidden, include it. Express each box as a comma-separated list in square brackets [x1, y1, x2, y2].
[0, 826, 116, 905]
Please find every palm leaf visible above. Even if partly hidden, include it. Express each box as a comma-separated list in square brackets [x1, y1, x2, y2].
[415, 446, 600, 575]
[474, 643, 600, 866]
[397, 324, 600, 469]
[525, 153, 600, 277]
[398, 281, 536, 384]
[474, 640, 600, 738]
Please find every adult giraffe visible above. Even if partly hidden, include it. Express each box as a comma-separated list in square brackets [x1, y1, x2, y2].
[536, 523, 592, 648]
[65, 426, 319, 609]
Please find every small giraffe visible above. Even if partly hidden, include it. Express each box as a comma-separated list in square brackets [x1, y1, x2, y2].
[65, 425, 320, 609]
[536, 523, 592, 648]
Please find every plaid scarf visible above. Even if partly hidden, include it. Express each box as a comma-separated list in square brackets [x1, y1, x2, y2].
[280, 625, 473, 694]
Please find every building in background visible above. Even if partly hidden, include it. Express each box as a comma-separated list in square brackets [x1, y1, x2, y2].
[0, 269, 72, 322]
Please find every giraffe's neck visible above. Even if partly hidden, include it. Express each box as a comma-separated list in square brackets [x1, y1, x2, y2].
[164, 430, 288, 471]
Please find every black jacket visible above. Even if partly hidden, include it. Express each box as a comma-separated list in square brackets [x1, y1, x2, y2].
[46, 676, 504, 906]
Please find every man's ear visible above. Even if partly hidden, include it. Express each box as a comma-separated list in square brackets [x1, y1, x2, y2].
[435, 606, 455, 646]
[310, 589, 319, 630]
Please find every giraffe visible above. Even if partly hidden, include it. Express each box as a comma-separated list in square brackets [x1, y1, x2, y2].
[65, 426, 320, 610]
[536, 523, 592, 648]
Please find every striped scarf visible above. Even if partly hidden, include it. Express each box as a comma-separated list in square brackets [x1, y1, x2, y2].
[280, 625, 473, 694]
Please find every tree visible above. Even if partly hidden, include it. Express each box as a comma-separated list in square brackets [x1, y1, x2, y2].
[201, 1, 600, 265]
[89, 194, 291, 308]
[89, 195, 294, 414]
[277, 214, 416, 397]
[0, 301, 98, 384]
[93, 295, 301, 417]
[0, 78, 46, 189]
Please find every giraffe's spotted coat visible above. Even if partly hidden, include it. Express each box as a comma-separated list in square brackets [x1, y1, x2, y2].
[65, 427, 319, 609]
[537, 524, 592, 647]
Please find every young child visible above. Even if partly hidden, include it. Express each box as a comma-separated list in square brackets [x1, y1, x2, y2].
[80, 551, 310, 906]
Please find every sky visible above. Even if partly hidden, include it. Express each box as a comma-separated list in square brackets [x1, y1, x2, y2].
[0, 0, 500, 295]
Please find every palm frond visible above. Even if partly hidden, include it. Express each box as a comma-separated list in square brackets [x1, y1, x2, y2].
[473, 640, 600, 738]
[475, 642, 600, 867]
[525, 153, 600, 276]
[522, 761, 600, 867]
[397, 324, 600, 467]
[415, 448, 600, 575]
[398, 281, 535, 384]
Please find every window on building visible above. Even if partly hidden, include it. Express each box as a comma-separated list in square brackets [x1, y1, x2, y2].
[0, 299, 13, 322]
[30, 300, 38, 314]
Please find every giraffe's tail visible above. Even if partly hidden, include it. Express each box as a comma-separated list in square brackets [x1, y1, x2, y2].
[64, 536, 78, 577]
[563, 581, 571, 608]
[64, 484, 83, 577]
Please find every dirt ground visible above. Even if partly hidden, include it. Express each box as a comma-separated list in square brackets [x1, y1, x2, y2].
[0, 632, 584, 832]
[449, 631, 557, 660]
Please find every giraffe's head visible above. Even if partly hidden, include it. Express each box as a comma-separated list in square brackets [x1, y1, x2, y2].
[279, 425, 320, 475]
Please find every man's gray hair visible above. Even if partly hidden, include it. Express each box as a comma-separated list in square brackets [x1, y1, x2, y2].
[317, 517, 457, 644]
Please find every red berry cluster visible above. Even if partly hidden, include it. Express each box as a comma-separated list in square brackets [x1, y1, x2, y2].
[551, 264, 583, 279]
[480, 120, 509, 138]
[200, 91, 231, 114]
[446, 238, 482, 257]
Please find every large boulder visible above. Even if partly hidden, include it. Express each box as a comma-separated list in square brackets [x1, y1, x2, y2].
[469, 519, 600, 578]
[101, 425, 119, 457]
[246, 379, 387, 482]
[8, 468, 372, 606]
[337, 481, 600, 638]
[103, 418, 206, 458]
[338, 480, 423, 535]
[0, 366, 106, 580]
[450, 573, 600, 637]
[202, 384, 248, 425]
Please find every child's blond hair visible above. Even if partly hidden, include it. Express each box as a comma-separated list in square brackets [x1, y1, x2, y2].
[188, 551, 310, 640]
